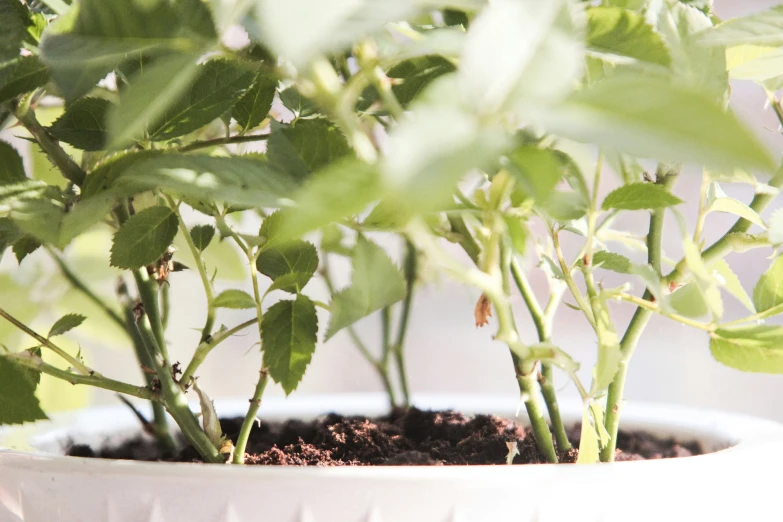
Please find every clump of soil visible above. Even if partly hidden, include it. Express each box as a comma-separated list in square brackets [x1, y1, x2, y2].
[65, 407, 703, 465]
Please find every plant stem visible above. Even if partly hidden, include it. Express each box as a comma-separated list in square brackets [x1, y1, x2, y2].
[601, 166, 678, 462]
[180, 318, 258, 385]
[518, 370, 558, 463]
[552, 232, 596, 329]
[166, 196, 215, 344]
[15, 108, 85, 186]
[121, 297, 176, 451]
[613, 293, 714, 331]
[368, 65, 405, 120]
[392, 239, 417, 407]
[321, 254, 397, 406]
[133, 270, 169, 362]
[133, 315, 222, 463]
[0, 306, 93, 375]
[510, 259, 570, 450]
[5, 351, 158, 400]
[47, 248, 127, 332]
[380, 306, 392, 367]
[232, 370, 269, 464]
[176, 133, 270, 153]
[692, 169, 710, 245]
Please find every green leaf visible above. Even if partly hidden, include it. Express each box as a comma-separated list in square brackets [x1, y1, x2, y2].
[265, 272, 316, 296]
[233, 74, 276, 131]
[540, 191, 589, 222]
[458, 0, 584, 112]
[261, 294, 318, 395]
[535, 76, 774, 172]
[696, 5, 783, 47]
[0, 56, 50, 105]
[587, 6, 671, 66]
[148, 60, 256, 141]
[48, 97, 111, 151]
[711, 259, 755, 313]
[601, 182, 682, 210]
[657, 2, 727, 100]
[48, 313, 86, 338]
[0, 0, 29, 62]
[591, 251, 633, 274]
[387, 56, 457, 107]
[279, 87, 319, 118]
[683, 238, 722, 320]
[107, 53, 202, 149]
[326, 236, 406, 340]
[267, 119, 351, 182]
[590, 295, 621, 395]
[256, 240, 318, 293]
[110, 206, 178, 270]
[0, 140, 26, 185]
[253, 0, 415, 68]
[0, 217, 22, 255]
[753, 256, 783, 313]
[108, 154, 297, 208]
[668, 282, 709, 318]
[277, 159, 380, 242]
[0, 356, 48, 425]
[503, 215, 528, 254]
[382, 104, 510, 214]
[506, 147, 564, 202]
[12, 234, 39, 264]
[212, 289, 257, 309]
[576, 408, 599, 464]
[192, 380, 225, 449]
[710, 325, 783, 373]
[190, 224, 215, 251]
[706, 197, 766, 229]
[39, 0, 216, 101]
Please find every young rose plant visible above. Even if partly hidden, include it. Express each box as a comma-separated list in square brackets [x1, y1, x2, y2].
[1, 0, 783, 465]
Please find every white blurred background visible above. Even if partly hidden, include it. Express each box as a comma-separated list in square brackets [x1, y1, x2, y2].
[2, 0, 783, 421]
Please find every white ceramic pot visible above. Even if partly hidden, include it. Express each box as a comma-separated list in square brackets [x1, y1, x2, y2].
[1, 393, 782, 522]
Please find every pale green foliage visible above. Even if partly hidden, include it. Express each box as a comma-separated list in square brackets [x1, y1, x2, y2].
[1, 0, 782, 466]
[261, 294, 318, 395]
[48, 313, 86, 338]
[326, 236, 406, 340]
[213, 289, 257, 310]
[110, 206, 178, 269]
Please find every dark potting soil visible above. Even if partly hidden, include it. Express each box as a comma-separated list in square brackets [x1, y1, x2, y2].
[65, 407, 703, 466]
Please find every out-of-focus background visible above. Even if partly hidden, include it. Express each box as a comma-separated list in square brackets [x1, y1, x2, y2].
[2, 0, 783, 421]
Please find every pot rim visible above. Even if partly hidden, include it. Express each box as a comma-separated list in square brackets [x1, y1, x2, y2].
[2, 393, 782, 478]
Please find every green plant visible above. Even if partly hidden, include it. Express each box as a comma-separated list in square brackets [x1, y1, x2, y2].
[1, 0, 783, 465]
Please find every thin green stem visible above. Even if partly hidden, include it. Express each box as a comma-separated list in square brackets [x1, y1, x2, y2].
[232, 370, 269, 464]
[380, 306, 392, 367]
[601, 166, 679, 462]
[120, 297, 176, 451]
[133, 315, 222, 463]
[161, 283, 170, 331]
[613, 292, 714, 331]
[47, 248, 127, 332]
[693, 169, 710, 245]
[177, 133, 270, 153]
[16, 108, 85, 186]
[510, 259, 570, 450]
[166, 196, 215, 344]
[4, 351, 157, 400]
[518, 371, 558, 463]
[722, 302, 783, 326]
[392, 239, 417, 407]
[321, 255, 397, 406]
[133, 270, 169, 362]
[180, 318, 258, 386]
[369, 65, 405, 120]
[552, 232, 596, 329]
[0, 306, 93, 375]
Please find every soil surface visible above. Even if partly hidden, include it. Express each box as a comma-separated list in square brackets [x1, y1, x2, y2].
[66, 407, 703, 465]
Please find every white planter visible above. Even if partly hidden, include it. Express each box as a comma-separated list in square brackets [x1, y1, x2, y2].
[1, 394, 782, 522]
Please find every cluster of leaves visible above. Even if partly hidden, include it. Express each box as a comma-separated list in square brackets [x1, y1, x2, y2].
[0, 0, 782, 466]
